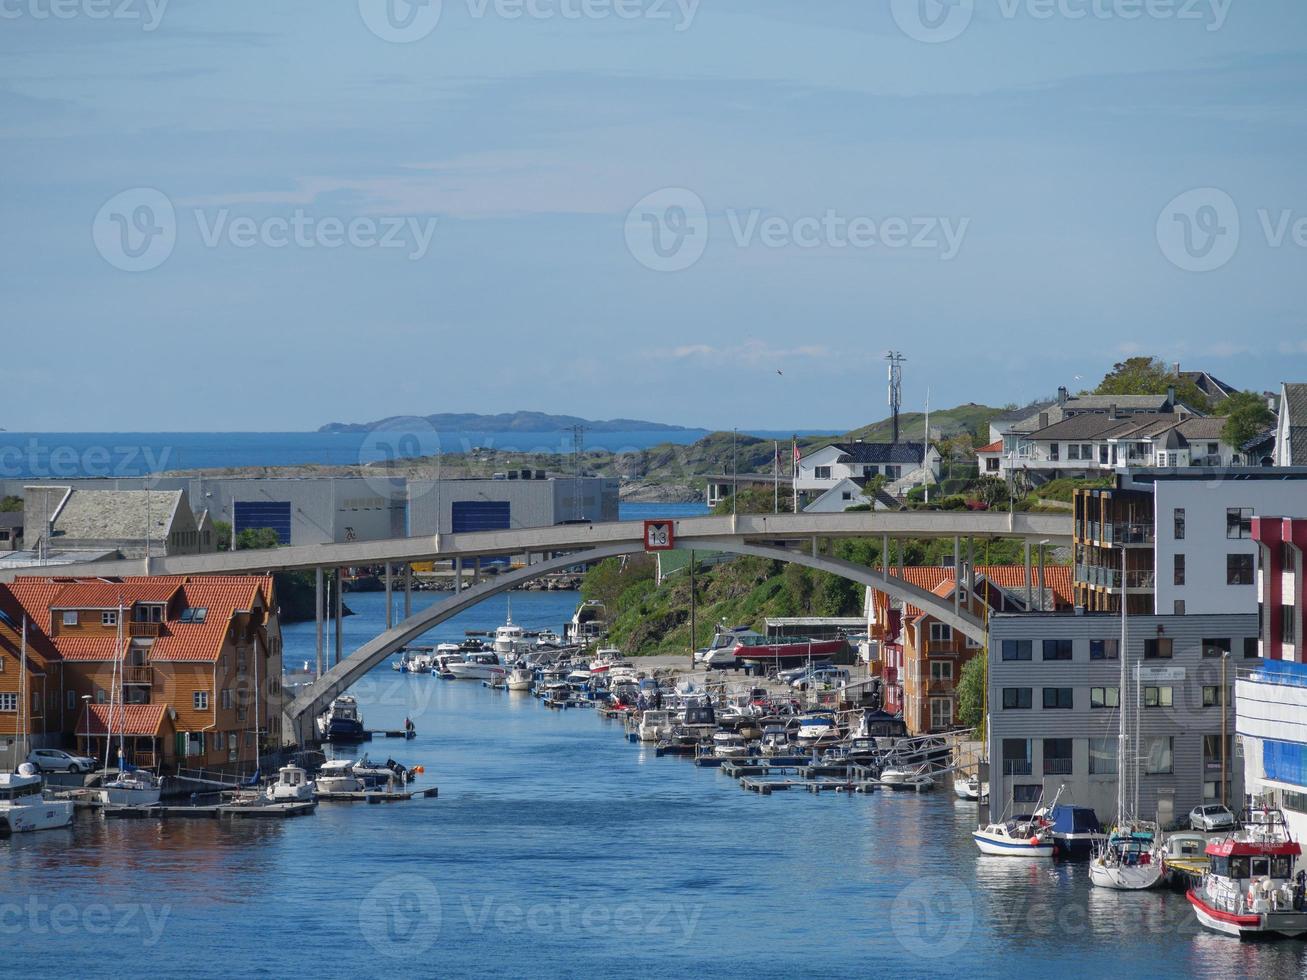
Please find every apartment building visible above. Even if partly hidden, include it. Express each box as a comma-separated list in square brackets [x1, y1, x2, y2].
[0, 575, 282, 772]
[1073, 468, 1307, 616]
[987, 612, 1256, 826]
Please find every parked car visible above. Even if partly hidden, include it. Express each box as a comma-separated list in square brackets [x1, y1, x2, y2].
[27, 748, 97, 774]
[1189, 804, 1237, 832]
[792, 667, 850, 691]
[777, 663, 833, 684]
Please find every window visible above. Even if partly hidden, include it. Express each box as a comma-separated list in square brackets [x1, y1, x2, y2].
[930, 698, 952, 729]
[1245, 637, 1261, 659]
[1002, 687, 1032, 709]
[1282, 605, 1296, 645]
[1048, 443, 1060, 461]
[1173, 554, 1185, 586]
[1043, 687, 1073, 709]
[1174, 508, 1185, 540]
[1144, 638, 1173, 659]
[1090, 737, 1118, 775]
[62, 611, 77, 626]
[1013, 784, 1043, 804]
[101, 610, 117, 626]
[929, 623, 953, 644]
[67, 690, 76, 710]
[1001, 639, 1032, 661]
[1203, 686, 1222, 707]
[1091, 687, 1120, 708]
[1042, 639, 1073, 661]
[1068, 444, 1081, 461]
[1174, 600, 1186, 616]
[1043, 738, 1073, 775]
[1144, 736, 1174, 774]
[221, 689, 232, 710]
[965, 634, 980, 649]
[1226, 507, 1253, 539]
[884, 465, 900, 480]
[929, 661, 953, 682]
[1090, 638, 1119, 660]
[0, 693, 16, 712]
[1227, 554, 1255, 585]
[814, 466, 831, 480]
[179, 607, 209, 624]
[1144, 686, 1173, 708]
[1202, 638, 1231, 659]
[1002, 738, 1031, 775]
[193, 691, 210, 711]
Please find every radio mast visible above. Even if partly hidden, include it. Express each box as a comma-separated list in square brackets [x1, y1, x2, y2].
[886, 351, 907, 444]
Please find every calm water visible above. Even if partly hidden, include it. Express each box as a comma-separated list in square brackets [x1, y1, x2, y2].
[0, 430, 830, 479]
[5, 590, 1305, 978]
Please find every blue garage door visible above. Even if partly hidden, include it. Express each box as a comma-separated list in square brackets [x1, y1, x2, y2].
[234, 501, 293, 544]
[452, 501, 511, 533]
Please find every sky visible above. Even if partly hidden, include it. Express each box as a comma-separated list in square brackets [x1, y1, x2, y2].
[2, 0, 1305, 432]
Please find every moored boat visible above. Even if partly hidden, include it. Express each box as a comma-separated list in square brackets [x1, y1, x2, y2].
[0, 765, 74, 833]
[973, 817, 1055, 857]
[1188, 807, 1307, 939]
[317, 695, 366, 742]
[446, 652, 504, 681]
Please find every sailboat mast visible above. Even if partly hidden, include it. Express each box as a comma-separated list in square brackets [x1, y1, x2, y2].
[19, 617, 28, 766]
[1117, 545, 1128, 821]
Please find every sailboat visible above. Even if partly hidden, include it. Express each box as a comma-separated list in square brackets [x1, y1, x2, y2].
[1089, 549, 1163, 890]
[97, 601, 162, 807]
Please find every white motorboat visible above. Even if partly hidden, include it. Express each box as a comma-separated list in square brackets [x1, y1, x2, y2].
[589, 648, 629, 673]
[759, 725, 793, 755]
[879, 765, 934, 791]
[566, 599, 607, 645]
[493, 606, 531, 658]
[98, 763, 162, 807]
[0, 766, 74, 833]
[794, 714, 839, 749]
[446, 652, 504, 681]
[313, 759, 365, 794]
[973, 818, 1055, 857]
[265, 765, 315, 803]
[535, 629, 562, 648]
[953, 775, 987, 802]
[711, 732, 750, 759]
[433, 651, 464, 677]
[506, 667, 534, 691]
[638, 710, 675, 742]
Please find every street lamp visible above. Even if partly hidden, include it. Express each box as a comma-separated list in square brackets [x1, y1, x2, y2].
[80, 694, 92, 757]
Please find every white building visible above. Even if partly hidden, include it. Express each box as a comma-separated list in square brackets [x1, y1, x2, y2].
[1275, 382, 1307, 467]
[794, 441, 940, 502]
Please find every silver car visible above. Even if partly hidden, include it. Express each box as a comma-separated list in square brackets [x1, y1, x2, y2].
[27, 748, 97, 774]
[1189, 804, 1236, 832]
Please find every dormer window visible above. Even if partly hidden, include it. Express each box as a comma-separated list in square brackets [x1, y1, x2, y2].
[101, 611, 117, 627]
[62, 611, 77, 626]
[179, 607, 208, 624]
[134, 604, 164, 624]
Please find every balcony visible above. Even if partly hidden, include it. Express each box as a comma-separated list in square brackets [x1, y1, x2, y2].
[1044, 758, 1073, 776]
[129, 622, 161, 639]
[121, 665, 153, 685]
[1074, 564, 1155, 592]
[1003, 759, 1033, 776]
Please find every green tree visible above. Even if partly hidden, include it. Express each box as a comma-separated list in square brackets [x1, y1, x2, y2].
[213, 520, 232, 551]
[712, 485, 795, 516]
[0, 496, 21, 513]
[956, 653, 986, 734]
[1094, 357, 1209, 412]
[1218, 391, 1275, 449]
[235, 527, 281, 550]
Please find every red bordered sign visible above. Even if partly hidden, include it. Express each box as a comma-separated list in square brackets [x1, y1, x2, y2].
[642, 520, 675, 551]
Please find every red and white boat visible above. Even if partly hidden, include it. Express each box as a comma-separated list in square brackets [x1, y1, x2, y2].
[1187, 807, 1307, 939]
[731, 637, 846, 662]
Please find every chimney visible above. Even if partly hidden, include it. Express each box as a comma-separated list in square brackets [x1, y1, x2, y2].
[1057, 386, 1068, 407]
[1109, 404, 1118, 421]
[1173, 362, 1181, 376]
[1166, 384, 1176, 406]
[1038, 411, 1049, 429]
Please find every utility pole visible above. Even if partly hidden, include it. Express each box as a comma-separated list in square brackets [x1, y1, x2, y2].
[732, 428, 738, 516]
[886, 351, 906, 444]
[689, 550, 696, 668]
[571, 425, 585, 521]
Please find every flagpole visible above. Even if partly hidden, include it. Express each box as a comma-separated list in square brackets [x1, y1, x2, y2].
[20, 617, 28, 767]
[792, 436, 799, 514]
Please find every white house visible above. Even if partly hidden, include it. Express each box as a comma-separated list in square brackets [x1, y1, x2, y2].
[1275, 382, 1307, 467]
[794, 441, 941, 501]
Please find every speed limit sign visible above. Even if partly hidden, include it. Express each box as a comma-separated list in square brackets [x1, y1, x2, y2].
[643, 520, 675, 551]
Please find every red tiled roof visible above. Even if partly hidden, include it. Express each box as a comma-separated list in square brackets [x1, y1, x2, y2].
[977, 439, 1004, 454]
[76, 703, 169, 737]
[0, 588, 61, 664]
[874, 564, 1075, 622]
[50, 580, 182, 609]
[1, 575, 275, 665]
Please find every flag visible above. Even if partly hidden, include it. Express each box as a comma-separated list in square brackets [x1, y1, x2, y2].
[792, 438, 801, 475]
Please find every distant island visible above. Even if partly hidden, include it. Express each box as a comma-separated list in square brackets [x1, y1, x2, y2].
[319, 412, 704, 435]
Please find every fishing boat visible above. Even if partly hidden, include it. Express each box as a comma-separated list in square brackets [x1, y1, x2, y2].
[446, 652, 504, 681]
[1188, 806, 1307, 938]
[313, 759, 365, 794]
[316, 695, 366, 742]
[1090, 549, 1164, 890]
[0, 766, 74, 833]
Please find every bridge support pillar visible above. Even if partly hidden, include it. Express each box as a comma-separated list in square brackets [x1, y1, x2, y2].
[334, 567, 343, 667]
[882, 533, 889, 580]
[315, 566, 324, 677]
[473, 557, 480, 586]
[385, 563, 393, 629]
[954, 535, 961, 614]
[967, 538, 975, 595]
[455, 557, 463, 593]
[404, 563, 412, 619]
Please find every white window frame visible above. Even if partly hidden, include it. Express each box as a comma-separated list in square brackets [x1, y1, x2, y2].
[929, 698, 952, 729]
[102, 611, 117, 627]
[929, 623, 953, 643]
[929, 661, 953, 682]
[0, 692, 16, 712]
[194, 690, 210, 711]
[62, 611, 77, 626]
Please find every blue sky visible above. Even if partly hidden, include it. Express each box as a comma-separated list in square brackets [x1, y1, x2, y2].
[2, 0, 1305, 432]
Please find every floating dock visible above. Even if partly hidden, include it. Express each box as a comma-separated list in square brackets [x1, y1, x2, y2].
[316, 787, 438, 803]
[102, 800, 318, 819]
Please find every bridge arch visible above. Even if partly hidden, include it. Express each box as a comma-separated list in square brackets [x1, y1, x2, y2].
[285, 539, 986, 741]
